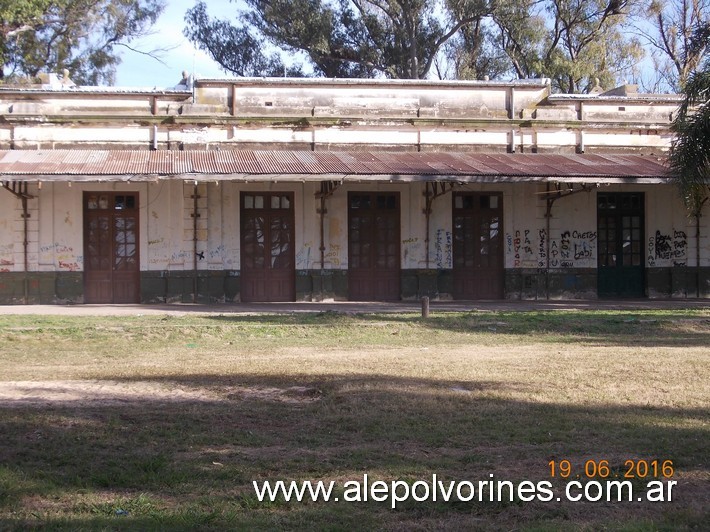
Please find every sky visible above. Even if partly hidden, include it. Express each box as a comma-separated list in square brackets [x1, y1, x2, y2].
[113, 0, 667, 92]
[113, 0, 234, 88]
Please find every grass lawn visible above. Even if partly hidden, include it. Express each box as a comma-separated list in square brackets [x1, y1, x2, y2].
[0, 309, 708, 530]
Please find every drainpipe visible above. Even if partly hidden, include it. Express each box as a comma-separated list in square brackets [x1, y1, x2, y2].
[316, 181, 341, 269]
[319, 193, 326, 269]
[2, 181, 33, 304]
[314, 181, 341, 300]
[541, 183, 594, 300]
[192, 182, 199, 303]
[544, 184, 555, 300]
[424, 183, 432, 269]
[423, 182, 456, 270]
[22, 194, 29, 304]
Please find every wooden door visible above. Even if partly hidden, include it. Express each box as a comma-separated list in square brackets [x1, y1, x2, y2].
[84, 192, 140, 303]
[348, 192, 400, 301]
[452, 192, 504, 299]
[240, 192, 295, 302]
[597, 193, 645, 297]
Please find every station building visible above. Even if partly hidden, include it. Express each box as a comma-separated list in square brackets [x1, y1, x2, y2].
[0, 75, 705, 304]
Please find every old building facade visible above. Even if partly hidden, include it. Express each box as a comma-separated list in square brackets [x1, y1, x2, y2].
[0, 77, 706, 304]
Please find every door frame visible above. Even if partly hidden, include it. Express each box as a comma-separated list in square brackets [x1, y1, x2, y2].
[239, 191, 296, 302]
[451, 191, 504, 299]
[347, 191, 401, 301]
[597, 192, 646, 298]
[83, 191, 141, 304]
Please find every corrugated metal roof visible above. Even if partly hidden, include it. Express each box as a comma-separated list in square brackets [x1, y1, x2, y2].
[0, 150, 672, 183]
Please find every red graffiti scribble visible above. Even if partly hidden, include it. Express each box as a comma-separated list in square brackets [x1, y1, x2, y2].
[58, 261, 80, 271]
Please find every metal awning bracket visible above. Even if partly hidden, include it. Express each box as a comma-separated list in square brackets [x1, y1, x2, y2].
[423, 181, 456, 214]
[1, 180, 35, 200]
[315, 180, 341, 201]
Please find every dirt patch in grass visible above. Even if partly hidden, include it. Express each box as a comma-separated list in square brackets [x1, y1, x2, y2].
[0, 381, 324, 408]
[0, 310, 708, 530]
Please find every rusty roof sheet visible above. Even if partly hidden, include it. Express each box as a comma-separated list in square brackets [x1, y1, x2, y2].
[0, 150, 671, 183]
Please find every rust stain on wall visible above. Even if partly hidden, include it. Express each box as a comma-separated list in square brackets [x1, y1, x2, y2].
[329, 218, 341, 238]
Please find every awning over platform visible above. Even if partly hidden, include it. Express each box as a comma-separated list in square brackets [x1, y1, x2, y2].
[0, 150, 672, 184]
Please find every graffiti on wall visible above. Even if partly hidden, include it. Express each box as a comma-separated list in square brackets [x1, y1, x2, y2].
[507, 228, 597, 268]
[39, 242, 83, 271]
[672, 230, 688, 266]
[434, 229, 452, 269]
[148, 236, 170, 267]
[207, 244, 226, 260]
[0, 243, 13, 271]
[325, 243, 341, 266]
[402, 237, 422, 267]
[506, 229, 539, 267]
[512, 229, 535, 267]
[538, 229, 547, 267]
[296, 242, 312, 268]
[648, 229, 688, 267]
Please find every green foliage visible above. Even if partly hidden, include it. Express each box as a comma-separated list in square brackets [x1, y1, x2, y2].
[492, 0, 644, 93]
[0, 0, 50, 76]
[185, 0, 492, 79]
[641, 0, 709, 92]
[184, 0, 647, 92]
[669, 22, 710, 208]
[0, 0, 50, 31]
[1, 0, 165, 85]
[440, 0, 510, 80]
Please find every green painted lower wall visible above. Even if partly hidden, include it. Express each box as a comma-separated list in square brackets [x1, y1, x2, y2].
[400, 270, 453, 300]
[647, 267, 710, 298]
[0, 272, 82, 304]
[505, 269, 597, 300]
[1, 268, 710, 304]
[141, 271, 241, 304]
[296, 270, 348, 301]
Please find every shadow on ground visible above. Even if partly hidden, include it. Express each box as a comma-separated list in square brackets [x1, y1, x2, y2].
[1, 372, 707, 530]
[205, 310, 710, 348]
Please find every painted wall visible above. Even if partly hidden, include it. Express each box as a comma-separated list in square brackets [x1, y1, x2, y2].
[0, 79, 680, 154]
[1, 181, 702, 274]
[3, 179, 706, 302]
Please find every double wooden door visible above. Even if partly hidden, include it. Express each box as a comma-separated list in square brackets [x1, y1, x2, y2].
[452, 192, 504, 299]
[240, 192, 295, 302]
[348, 192, 401, 301]
[83, 192, 140, 303]
[597, 193, 645, 297]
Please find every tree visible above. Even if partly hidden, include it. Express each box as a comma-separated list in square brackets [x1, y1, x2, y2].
[1, 0, 165, 85]
[492, 0, 644, 93]
[184, 0, 494, 79]
[0, 0, 50, 80]
[635, 0, 709, 92]
[438, 0, 510, 80]
[669, 22, 710, 207]
[184, 0, 648, 93]
[668, 22, 709, 296]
